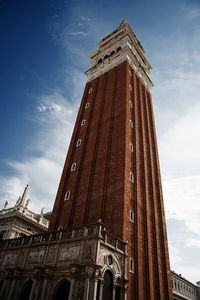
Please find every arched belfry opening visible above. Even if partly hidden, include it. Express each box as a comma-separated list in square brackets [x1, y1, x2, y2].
[20, 280, 33, 300]
[102, 270, 113, 300]
[53, 279, 71, 300]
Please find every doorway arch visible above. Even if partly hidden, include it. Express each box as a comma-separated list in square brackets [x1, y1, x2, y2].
[102, 270, 113, 300]
[53, 279, 71, 300]
[20, 280, 33, 300]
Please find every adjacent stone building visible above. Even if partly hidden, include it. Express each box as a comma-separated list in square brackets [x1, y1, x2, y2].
[171, 271, 200, 300]
[0, 223, 127, 299]
[0, 185, 50, 240]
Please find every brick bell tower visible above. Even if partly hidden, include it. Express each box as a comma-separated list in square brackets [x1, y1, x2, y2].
[49, 20, 173, 300]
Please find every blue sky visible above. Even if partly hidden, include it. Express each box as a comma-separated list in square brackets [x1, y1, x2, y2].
[1, 0, 200, 284]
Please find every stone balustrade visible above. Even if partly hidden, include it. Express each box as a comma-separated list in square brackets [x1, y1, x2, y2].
[0, 223, 126, 253]
[171, 271, 199, 300]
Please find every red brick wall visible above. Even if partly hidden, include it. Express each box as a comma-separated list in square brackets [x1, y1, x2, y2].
[49, 60, 173, 300]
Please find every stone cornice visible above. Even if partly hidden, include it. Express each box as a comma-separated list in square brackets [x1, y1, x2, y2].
[0, 212, 48, 232]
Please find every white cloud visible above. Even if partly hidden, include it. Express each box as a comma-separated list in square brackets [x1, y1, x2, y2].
[37, 104, 48, 112]
[185, 238, 200, 248]
[164, 177, 200, 235]
[70, 31, 87, 36]
[186, 8, 200, 20]
[0, 177, 25, 207]
[159, 103, 200, 179]
[79, 16, 91, 21]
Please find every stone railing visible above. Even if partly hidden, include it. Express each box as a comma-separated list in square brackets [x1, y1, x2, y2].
[171, 271, 199, 300]
[0, 223, 126, 253]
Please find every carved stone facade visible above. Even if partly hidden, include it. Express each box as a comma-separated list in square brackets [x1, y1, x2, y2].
[0, 185, 50, 240]
[0, 223, 127, 300]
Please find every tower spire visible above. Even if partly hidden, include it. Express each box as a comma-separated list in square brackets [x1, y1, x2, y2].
[18, 184, 29, 207]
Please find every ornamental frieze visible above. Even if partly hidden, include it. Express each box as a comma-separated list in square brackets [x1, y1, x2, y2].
[3, 252, 18, 266]
[27, 248, 45, 264]
[58, 245, 81, 264]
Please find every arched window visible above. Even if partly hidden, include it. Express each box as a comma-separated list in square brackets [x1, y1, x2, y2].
[85, 102, 89, 108]
[129, 84, 133, 91]
[130, 120, 133, 128]
[130, 257, 134, 273]
[130, 172, 134, 183]
[130, 143, 134, 152]
[130, 210, 134, 222]
[71, 163, 76, 171]
[76, 139, 81, 147]
[98, 58, 102, 64]
[104, 54, 109, 60]
[102, 270, 113, 300]
[88, 88, 93, 94]
[81, 119, 86, 126]
[107, 255, 113, 265]
[53, 280, 71, 300]
[110, 50, 115, 56]
[64, 191, 70, 200]
[129, 100, 133, 108]
[117, 46, 121, 52]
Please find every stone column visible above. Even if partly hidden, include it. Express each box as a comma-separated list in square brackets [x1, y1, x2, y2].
[98, 280, 104, 300]
[7, 279, 16, 300]
[1, 278, 12, 300]
[83, 276, 90, 300]
[69, 278, 75, 300]
[41, 279, 48, 300]
[123, 286, 128, 300]
[93, 278, 98, 300]
[0, 280, 7, 300]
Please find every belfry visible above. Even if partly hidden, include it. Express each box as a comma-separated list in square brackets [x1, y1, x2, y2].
[0, 21, 174, 300]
